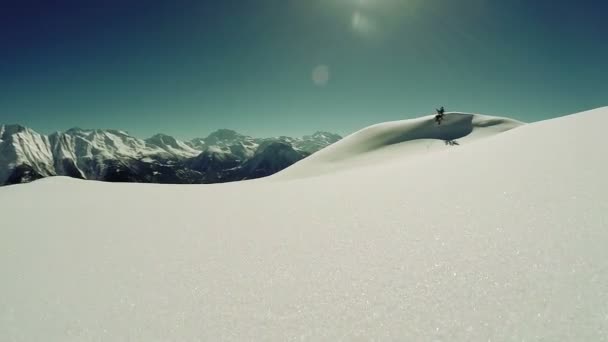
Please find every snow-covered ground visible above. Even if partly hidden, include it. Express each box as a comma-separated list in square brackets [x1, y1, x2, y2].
[1, 108, 607, 341]
[275, 112, 523, 179]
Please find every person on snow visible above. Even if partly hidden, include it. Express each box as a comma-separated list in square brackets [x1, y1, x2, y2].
[435, 106, 445, 125]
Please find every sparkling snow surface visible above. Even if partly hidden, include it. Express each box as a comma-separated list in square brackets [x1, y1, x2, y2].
[1, 109, 607, 341]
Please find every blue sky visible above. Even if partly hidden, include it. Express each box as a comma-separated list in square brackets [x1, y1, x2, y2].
[0, 0, 606, 139]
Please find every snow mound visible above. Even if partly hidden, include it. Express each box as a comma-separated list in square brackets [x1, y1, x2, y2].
[275, 112, 523, 179]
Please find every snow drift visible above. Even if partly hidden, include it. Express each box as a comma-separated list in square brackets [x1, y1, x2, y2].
[0, 108, 607, 341]
[276, 112, 523, 179]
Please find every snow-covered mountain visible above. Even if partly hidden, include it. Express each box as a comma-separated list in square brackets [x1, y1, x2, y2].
[46, 128, 198, 182]
[0, 126, 341, 185]
[0, 124, 55, 184]
[1, 107, 606, 341]
[187, 129, 342, 157]
[240, 141, 307, 179]
[145, 133, 201, 158]
[292, 131, 344, 154]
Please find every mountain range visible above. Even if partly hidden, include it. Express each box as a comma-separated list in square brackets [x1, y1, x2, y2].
[0, 124, 341, 186]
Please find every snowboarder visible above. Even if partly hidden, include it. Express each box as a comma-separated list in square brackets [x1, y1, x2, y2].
[435, 106, 445, 125]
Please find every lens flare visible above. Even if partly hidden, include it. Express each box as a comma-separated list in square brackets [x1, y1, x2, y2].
[312, 65, 330, 86]
[351, 11, 375, 35]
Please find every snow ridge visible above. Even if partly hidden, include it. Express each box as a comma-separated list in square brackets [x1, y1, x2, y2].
[276, 112, 523, 179]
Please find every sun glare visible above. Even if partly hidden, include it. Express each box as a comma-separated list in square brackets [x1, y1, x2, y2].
[351, 11, 375, 35]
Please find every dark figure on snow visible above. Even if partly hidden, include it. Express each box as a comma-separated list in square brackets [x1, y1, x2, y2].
[435, 106, 445, 125]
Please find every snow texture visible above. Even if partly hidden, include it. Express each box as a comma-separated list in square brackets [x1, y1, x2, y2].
[1, 108, 607, 341]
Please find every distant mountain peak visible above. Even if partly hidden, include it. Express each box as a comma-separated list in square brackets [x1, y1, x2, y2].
[149, 132, 173, 138]
[63, 127, 130, 137]
[208, 128, 239, 135]
[205, 129, 246, 142]
[311, 131, 341, 138]
[147, 133, 178, 143]
[1, 124, 28, 135]
[257, 140, 291, 152]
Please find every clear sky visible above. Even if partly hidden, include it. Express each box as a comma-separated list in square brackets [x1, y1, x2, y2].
[1, 0, 606, 139]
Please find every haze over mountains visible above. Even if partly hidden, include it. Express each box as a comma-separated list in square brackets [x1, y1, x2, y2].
[0, 125, 341, 186]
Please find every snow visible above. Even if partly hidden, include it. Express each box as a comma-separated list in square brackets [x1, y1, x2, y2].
[145, 133, 201, 158]
[55, 129, 199, 161]
[12, 129, 55, 168]
[1, 126, 340, 185]
[0, 125, 55, 182]
[1, 108, 607, 341]
[275, 112, 523, 179]
[205, 145, 229, 154]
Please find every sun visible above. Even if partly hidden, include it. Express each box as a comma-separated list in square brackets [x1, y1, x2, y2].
[351, 11, 375, 35]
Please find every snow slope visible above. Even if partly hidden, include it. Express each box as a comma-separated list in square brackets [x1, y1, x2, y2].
[275, 112, 523, 179]
[1, 108, 607, 341]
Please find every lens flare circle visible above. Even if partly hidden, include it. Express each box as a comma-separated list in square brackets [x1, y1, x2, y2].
[312, 65, 330, 86]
